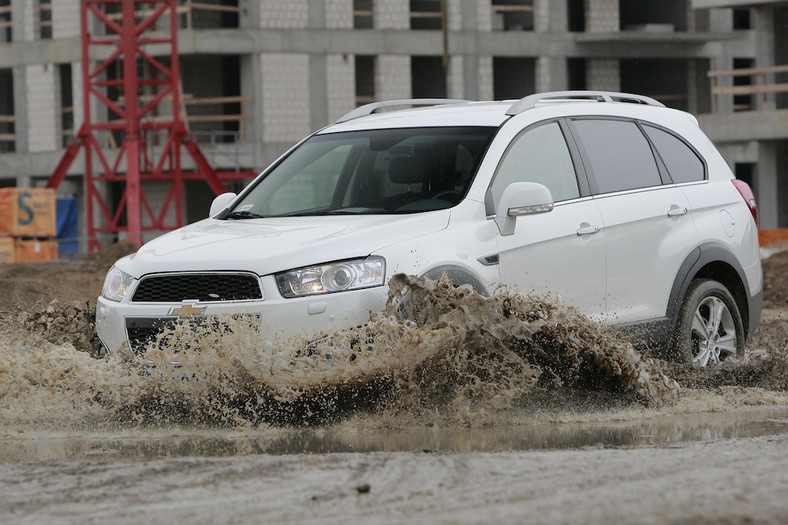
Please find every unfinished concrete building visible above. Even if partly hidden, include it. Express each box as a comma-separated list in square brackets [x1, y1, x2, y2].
[0, 0, 785, 249]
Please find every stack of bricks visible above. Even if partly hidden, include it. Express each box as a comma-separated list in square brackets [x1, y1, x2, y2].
[0, 188, 58, 263]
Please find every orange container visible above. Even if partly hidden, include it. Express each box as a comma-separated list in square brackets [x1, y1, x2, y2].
[0, 188, 57, 237]
[759, 228, 788, 247]
[0, 236, 14, 263]
[14, 239, 58, 262]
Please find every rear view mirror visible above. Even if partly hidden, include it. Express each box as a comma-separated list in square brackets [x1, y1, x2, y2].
[209, 192, 237, 217]
[495, 182, 554, 236]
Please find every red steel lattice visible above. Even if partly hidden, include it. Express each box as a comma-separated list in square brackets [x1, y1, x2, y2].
[47, 0, 254, 251]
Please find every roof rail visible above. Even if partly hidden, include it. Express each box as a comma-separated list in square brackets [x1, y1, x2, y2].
[506, 91, 665, 116]
[336, 98, 471, 123]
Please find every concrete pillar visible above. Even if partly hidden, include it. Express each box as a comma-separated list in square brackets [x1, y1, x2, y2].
[753, 8, 776, 110]
[308, 1, 327, 130]
[460, 0, 480, 100]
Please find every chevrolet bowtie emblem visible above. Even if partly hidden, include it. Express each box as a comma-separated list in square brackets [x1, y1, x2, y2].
[170, 304, 206, 318]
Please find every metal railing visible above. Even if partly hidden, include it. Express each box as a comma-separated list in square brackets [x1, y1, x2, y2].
[709, 64, 788, 112]
[181, 94, 251, 141]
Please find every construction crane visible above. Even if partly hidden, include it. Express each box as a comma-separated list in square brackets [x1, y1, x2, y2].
[46, 0, 256, 251]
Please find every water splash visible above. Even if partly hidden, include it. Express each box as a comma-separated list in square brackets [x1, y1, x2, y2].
[1, 274, 687, 432]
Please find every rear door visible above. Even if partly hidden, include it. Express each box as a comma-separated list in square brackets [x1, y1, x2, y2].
[569, 118, 699, 324]
[492, 120, 607, 319]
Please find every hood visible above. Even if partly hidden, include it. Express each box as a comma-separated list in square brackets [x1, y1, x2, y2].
[120, 211, 451, 277]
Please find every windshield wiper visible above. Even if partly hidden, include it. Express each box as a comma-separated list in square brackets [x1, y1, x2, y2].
[225, 210, 267, 220]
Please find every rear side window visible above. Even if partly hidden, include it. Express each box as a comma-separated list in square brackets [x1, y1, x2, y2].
[572, 119, 662, 194]
[490, 121, 580, 205]
[643, 125, 706, 183]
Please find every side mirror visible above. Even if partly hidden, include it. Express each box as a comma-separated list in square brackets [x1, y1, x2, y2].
[209, 192, 237, 218]
[495, 182, 554, 236]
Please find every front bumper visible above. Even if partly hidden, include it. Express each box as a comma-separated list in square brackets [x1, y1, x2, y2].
[96, 281, 389, 355]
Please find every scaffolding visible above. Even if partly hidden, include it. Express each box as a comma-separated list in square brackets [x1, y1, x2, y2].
[46, 0, 255, 251]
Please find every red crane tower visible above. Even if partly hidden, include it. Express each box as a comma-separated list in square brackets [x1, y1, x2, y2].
[47, 0, 255, 251]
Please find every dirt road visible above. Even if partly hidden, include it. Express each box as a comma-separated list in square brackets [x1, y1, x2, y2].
[0, 245, 787, 524]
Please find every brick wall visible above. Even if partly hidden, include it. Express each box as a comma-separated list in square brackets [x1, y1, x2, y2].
[25, 64, 57, 152]
[259, 0, 309, 28]
[260, 54, 311, 142]
[374, 0, 408, 30]
[586, 0, 619, 33]
[477, 1, 493, 32]
[447, 0, 462, 32]
[587, 59, 620, 91]
[52, 0, 79, 39]
[326, 0, 353, 29]
[326, 54, 355, 122]
[376, 55, 410, 100]
[447, 55, 464, 99]
[478, 56, 493, 100]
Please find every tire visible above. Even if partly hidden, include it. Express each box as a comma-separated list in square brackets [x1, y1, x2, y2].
[671, 279, 744, 367]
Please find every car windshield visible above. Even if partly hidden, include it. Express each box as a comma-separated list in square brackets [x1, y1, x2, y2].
[227, 127, 497, 218]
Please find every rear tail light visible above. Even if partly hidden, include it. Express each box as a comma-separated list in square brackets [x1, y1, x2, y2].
[732, 179, 758, 227]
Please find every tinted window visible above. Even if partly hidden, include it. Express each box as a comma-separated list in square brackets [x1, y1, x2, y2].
[643, 125, 705, 183]
[491, 121, 580, 205]
[572, 119, 661, 194]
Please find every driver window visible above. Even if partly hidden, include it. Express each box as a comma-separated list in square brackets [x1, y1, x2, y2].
[490, 121, 580, 206]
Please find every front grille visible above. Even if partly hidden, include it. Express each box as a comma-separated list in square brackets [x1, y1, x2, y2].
[132, 273, 262, 303]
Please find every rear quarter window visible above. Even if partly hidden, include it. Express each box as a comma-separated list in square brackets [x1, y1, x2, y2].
[642, 124, 706, 183]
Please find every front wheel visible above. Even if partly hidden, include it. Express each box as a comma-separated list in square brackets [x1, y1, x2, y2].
[672, 279, 744, 367]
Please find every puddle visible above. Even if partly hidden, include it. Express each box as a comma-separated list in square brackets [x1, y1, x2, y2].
[2, 407, 786, 461]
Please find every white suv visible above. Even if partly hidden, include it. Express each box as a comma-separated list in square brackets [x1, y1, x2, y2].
[96, 91, 762, 367]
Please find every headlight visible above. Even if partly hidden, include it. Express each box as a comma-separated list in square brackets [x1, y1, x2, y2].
[102, 266, 135, 302]
[275, 256, 385, 298]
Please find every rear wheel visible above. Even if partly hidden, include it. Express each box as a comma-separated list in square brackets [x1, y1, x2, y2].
[672, 279, 744, 367]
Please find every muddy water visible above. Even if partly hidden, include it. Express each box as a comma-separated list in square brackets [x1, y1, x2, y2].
[2, 275, 787, 463]
[2, 407, 788, 462]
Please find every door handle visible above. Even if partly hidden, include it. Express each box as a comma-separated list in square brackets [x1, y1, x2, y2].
[576, 224, 601, 236]
[667, 205, 688, 217]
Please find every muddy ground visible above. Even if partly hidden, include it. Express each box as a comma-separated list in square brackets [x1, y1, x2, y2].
[0, 244, 787, 524]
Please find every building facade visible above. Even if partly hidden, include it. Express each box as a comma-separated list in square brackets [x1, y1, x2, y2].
[0, 0, 785, 248]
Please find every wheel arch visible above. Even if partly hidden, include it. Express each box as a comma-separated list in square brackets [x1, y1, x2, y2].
[420, 265, 489, 295]
[667, 243, 752, 337]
